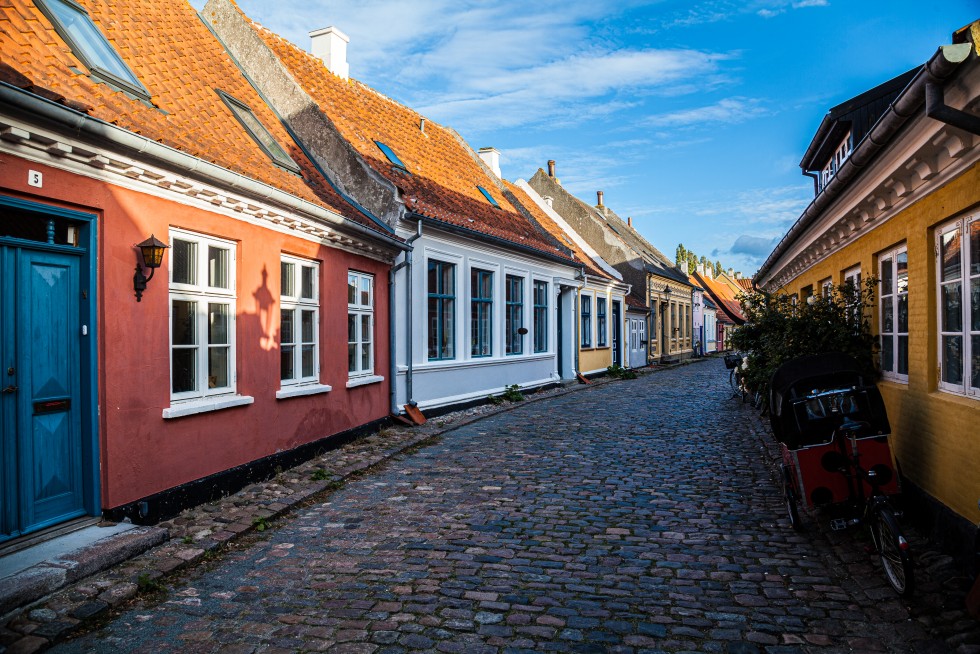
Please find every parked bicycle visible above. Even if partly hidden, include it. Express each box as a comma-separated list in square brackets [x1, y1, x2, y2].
[770, 353, 914, 597]
[724, 352, 746, 401]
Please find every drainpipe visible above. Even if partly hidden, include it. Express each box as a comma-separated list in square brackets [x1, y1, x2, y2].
[802, 170, 819, 195]
[925, 59, 980, 136]
[573, 287, 581, 377]
[388, 222, 423, 414]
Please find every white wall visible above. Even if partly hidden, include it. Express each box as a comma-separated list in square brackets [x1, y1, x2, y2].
[392, 226, 579, 410]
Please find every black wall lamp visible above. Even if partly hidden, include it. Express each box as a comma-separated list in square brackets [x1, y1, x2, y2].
[134, 234, 169, 302]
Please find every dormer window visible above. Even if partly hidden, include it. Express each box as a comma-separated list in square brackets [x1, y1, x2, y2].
[35, 0, 150, 101]
[374, 141, 408, 172]
[216, 90, 300, 173]
[477, 186, 501, 209]
[819, 133, 852, 192]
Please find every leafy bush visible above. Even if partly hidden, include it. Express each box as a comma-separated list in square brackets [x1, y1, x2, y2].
[606, 364, 637, 379]
[730, 277, 879, 408]
[501, 384, 525, 402]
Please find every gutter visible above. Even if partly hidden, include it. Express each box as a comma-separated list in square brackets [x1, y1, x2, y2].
[0, 81, 407, 253]
[388, 222, 423, 414]
[755, 42, 971, 286]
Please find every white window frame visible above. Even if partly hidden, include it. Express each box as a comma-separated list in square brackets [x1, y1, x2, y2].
[580, 292, 593, 348]
[879, 243, 909, 383]
[819, 132, 851, 191]
[820, 277, 833, 298]
[936, 213, 980, 398]
[348, 270, 375, 378]
[843, 264, 863, 326]
[279, 255, 323, 394]
[596, 295, 608, 348]
[167, 228, 243, 412]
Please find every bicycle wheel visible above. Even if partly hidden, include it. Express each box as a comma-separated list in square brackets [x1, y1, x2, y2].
[781, 464, 802, 531]
[870, 502, 914, 597]
[729, 369, 739, 398]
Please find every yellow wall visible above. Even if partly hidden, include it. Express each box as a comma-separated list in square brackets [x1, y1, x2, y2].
[578, 285, 617, 373]
[774, 162, 980, 523]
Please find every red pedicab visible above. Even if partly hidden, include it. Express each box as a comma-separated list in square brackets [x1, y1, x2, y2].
[769, 352, 914, 596]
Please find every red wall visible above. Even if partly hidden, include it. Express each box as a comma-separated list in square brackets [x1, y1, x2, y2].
[3, 156, 392, 508]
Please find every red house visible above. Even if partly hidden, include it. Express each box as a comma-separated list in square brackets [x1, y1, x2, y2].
[0, 0, 404, 540]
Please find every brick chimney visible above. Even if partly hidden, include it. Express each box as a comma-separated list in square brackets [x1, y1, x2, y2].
[596, 190, 604, 207]
[478, 147, 501, 178]
[547, 160, 556, 177]
[310, 26, 349, 80]
[627, 216, 633, 228]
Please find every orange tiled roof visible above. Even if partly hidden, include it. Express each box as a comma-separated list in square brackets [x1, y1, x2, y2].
[735, 277, 754, 291]
[239, 11, 573, 263]
[0, 0, 373, 227]
[694, 271, 746, 325]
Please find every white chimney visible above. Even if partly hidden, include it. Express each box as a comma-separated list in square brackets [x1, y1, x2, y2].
[478, 147, 501, 178]
[309, 26, 350, 80]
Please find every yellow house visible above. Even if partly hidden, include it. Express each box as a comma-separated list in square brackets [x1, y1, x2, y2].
[755, 23, 980, 566]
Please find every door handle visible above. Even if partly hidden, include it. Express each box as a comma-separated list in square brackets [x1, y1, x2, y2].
[2, 385, 17, 394]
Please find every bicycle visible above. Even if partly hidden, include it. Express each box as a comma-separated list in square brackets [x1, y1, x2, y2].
[781, 417, 914, 597]
[723, 352, 746, 401]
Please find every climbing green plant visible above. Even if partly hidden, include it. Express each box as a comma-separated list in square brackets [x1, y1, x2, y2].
[730, 277, 880, 408]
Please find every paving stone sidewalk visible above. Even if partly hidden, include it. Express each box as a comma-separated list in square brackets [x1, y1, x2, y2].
[2, 359, 979, 653]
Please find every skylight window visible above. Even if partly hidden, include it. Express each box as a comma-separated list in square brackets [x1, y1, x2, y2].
[216, 90, 300, 173]
[35, 0, 149, 100]
[477, 186, 501, 209]
[374, 141, 408, 171]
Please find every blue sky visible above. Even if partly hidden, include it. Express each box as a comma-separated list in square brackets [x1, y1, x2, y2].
[193, 0, 977, 275]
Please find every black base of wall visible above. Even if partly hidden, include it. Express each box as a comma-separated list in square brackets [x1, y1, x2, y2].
[902, 476, 979, 577]
[103, 416, 391, 526]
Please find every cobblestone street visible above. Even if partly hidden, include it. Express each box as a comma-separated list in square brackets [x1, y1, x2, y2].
[48, 362, 974, 653]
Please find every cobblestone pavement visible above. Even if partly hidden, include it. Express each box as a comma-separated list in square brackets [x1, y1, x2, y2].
[41, 362, 980, 652]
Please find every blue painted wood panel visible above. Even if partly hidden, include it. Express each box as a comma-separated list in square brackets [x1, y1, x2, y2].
[0, 246, 84, 540]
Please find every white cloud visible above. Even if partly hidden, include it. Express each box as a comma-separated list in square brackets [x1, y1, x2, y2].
[792, 0, 829, 7]
[644, 98, 768, 127]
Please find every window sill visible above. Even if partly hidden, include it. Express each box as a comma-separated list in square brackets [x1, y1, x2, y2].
[276, 384, 332, 400]
[346, 374, 384, 389]
[163, 394, 254, 419]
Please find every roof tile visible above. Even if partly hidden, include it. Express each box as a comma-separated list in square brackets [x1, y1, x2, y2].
[0, 0, 374, 228]
[238, 11, 574, 262]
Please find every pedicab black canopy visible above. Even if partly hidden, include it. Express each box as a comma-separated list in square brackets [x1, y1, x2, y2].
[769, 352, 890, 450]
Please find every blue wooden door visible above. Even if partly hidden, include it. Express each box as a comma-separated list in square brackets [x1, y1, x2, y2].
[0, 246, 85, 540]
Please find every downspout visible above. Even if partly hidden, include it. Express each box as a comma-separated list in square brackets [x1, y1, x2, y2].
[802, 170, 820, 195]
[925, 49, 980, 136]
[388, 221, 423, 414]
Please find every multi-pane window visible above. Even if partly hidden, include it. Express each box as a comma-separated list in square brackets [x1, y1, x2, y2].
[844, 265, 863, 325]
[879, 245, 909, 381]
[580, 294, 592, 347]
[348, 271, 374, 376]
[596, 296, 607, 347]
[471, 269, 493, 357]
[169, 229, 236, 401]
[505, 275, 524, 355]
[820, 278, 833, 298]
[533, 281, 548, 353]
[819, 133, 851, 192]
[281, 256, 319, 385]
[937, 215, 980, 397]
[428, 260, 455, 360]
[35, 0, 150, 100]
